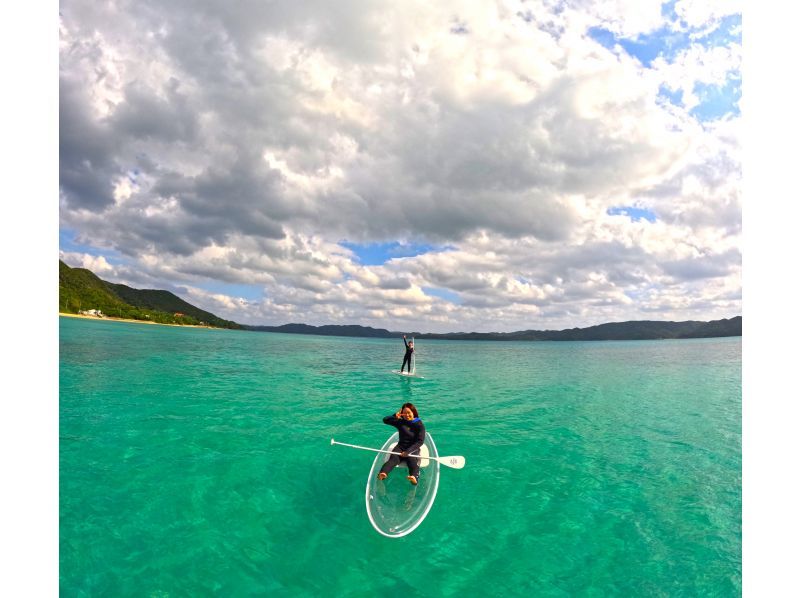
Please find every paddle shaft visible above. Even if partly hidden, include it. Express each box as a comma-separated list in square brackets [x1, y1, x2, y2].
[331, 439, 465, 469]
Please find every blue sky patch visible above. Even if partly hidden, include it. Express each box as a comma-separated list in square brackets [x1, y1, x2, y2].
[588, 11, 741, 67]
[616, 29, 674, 67]
[340, 241, 442, 265]
[60, 229, 122, 261]
[607, 206, 657, 222]
[587, 27, 617, 51]
[422, 286, 461, 304]
[661, 0, 679, 20]
[624, 288, 650, 302]
[699, 14, 742, 48]
[658, 84, 683, 107]
[588, 25, 686, 67]
[690, 77, 741, 121]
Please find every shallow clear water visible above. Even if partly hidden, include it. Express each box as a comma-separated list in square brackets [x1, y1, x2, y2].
[60, 317, 741, 596]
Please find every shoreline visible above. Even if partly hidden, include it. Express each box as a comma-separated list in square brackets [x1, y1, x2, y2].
[59, 312, 218, 329]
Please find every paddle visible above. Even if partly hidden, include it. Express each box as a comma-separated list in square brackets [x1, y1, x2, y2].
[331, 438, 466, 469]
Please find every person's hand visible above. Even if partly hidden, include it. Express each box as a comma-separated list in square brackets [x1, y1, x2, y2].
[395, 411, 402, 419]
[400, 451, 408, 457]
[403, 334, 406, 338]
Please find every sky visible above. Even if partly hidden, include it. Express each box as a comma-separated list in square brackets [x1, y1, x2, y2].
[57, 0, 743, 332]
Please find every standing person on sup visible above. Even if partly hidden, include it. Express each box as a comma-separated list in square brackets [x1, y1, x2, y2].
[400, 335, 415, 374]
[377, 403, 425, 485]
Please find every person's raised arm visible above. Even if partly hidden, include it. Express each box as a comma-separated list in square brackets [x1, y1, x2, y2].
[383, 413, 403, 427]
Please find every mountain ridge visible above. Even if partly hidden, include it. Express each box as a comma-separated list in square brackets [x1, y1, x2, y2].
[244, 317, 741, 341]
[60, 260, 741, 340]
[59, 260, 241, 329]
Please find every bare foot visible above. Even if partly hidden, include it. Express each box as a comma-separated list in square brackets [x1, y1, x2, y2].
[377, 472, 387, 481]
[407, 475, 418, 485]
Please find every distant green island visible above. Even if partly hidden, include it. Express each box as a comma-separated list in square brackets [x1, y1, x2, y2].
[59, 260, 241, 329]
[60, 260, 741, 340]
[247, 318, 742, 341]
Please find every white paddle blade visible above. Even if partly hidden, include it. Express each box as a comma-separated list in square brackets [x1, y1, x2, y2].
[439, 456, 466, 469]
[333, 438, 466, 470]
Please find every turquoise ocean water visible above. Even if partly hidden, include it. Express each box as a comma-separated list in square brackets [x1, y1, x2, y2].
[60, 316, 741, 596]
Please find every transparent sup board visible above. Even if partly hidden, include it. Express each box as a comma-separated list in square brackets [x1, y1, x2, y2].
[392, 351, 424, 378]
[390, 370, 425, 379]
[365, 432, 440, 538]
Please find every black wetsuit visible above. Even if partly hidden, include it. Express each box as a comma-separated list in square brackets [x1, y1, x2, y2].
[379, 414, 426, 481]
[401, 338, 414, 373]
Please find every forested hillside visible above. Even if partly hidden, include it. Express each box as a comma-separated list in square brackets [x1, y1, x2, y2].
[59, 261, 241, 329]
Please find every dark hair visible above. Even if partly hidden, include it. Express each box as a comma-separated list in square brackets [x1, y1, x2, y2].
[401, 402, 419, 418]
